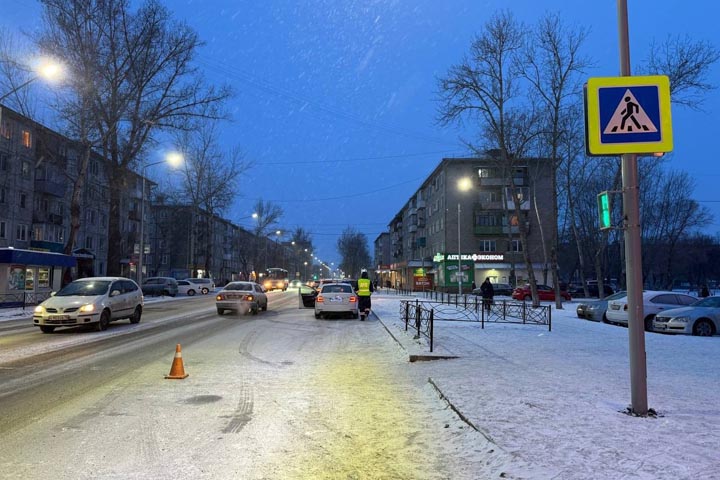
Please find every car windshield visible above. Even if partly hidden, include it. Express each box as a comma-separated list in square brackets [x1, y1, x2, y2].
[224, 283, 253, 291]
[56, 280, 111, 296]
[322, 284, 352, 293]
[692, 296, 720, 308]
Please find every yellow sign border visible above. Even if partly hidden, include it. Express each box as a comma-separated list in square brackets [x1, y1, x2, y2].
[586, 75, 673, 155]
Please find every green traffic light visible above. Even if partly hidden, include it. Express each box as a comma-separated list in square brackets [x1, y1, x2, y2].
[597, 191, 611, 230]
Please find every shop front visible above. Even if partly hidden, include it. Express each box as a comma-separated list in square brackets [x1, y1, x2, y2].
[433, 252, 552, 292]
[0, 248, 76, 308]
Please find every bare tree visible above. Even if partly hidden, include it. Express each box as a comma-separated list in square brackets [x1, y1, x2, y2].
[173, 121, 250, 277]
[517, 12, 591, 308]
[251, 199, 283, 274]
[37, 0, 230, 275]
[0, 28, 39, 118]
[337, 227, 371, 278]
[438, 11, 547, 305]
[642, 34, 720, 110]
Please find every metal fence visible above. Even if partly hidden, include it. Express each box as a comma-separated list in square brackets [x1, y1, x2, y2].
[0, 291, 52, 309]
[400, 297, 552, 352]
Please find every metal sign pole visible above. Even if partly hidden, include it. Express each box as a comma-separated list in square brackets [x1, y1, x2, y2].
[617, 0, 648, 415]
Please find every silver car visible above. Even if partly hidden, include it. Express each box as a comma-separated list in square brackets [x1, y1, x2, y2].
[216, 281, 267, 315]
[314, 282, 358, 319]
[33, 277, 143, 333]
[653, 296, 720, 336]
[606, 291, 697, 331]
[576, 291, 627, 322]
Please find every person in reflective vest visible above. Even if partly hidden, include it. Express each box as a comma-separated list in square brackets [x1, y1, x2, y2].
[357, 270, 374, 319]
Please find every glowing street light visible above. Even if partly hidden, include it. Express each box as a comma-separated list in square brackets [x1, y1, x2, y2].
[457, 177, 473, 295]
[0, 57, 65, 102]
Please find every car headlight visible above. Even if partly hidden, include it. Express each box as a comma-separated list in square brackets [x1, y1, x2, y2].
[669, 316, 689, 323]
[34, 305, 45, 313]
[79, 304, 96, 313]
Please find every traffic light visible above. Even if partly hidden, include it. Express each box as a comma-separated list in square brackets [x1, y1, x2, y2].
[597, 191, 611, 230]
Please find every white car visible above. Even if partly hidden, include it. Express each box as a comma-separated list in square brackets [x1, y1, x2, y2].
[653, 296, 720, 336]
[183, 278, 215, 294]
[33, 277, 144, 333]
[216, 281, 267, 315]
[314, 282, 358, 319]
[176, 280, 199, 296]
[606, 291, 698, 331]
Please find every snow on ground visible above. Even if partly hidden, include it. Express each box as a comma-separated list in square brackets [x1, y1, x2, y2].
[3, 292, 719, 479]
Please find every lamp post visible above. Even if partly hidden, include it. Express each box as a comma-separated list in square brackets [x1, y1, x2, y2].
[457, 177, 473, 295]
[137, 152, 182, 283]
[0, 58, 64, 103]
[304, 261, 308, 280]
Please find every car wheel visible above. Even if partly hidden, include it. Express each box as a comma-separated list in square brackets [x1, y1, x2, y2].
[251, 304, 258, 315]
[644, 315, 655, 332]
[217, 308, 224, 315]
[354, 311, 360, 319]
[261, 300, 268, 311]
[129, 305, 142, 324]
[201, 287, 209, 295]
[601, 313, 608, 324]
[188, 289, 196, 296]
[693, 319, 715, 337]
[40, 325, 55, 333]
[96, 310, 110, 331]
[314, 312, 321, 319]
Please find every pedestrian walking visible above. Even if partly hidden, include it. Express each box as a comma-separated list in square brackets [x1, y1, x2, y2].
[480, 277, 494, 312]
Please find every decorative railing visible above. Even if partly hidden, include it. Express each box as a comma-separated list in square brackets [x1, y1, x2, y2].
[0, 291, 52, 309]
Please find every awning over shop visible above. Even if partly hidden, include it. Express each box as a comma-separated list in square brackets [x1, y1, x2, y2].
[0, 248, 76, 268]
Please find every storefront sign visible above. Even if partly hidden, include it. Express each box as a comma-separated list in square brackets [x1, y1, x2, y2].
[435, 253, 505, 262]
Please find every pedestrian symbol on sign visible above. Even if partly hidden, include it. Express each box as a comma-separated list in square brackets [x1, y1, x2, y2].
[603, 89, 658, 135]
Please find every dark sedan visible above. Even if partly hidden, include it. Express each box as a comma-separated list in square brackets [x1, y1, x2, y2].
[472, 283, 514, 297]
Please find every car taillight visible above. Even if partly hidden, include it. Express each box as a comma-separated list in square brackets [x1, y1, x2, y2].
[623, 304, 628, 311]
[316, 295, 324, 303]
[349, 296, 357, 303]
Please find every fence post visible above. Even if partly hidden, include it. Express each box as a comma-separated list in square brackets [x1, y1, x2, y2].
[404, 301, 410, 331]
[415, 305, 421, 337]
[429, 309, 434, 352]
[548, 306, 552, 332]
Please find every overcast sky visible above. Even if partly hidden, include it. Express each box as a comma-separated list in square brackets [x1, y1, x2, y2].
[1, 0, 718, 270]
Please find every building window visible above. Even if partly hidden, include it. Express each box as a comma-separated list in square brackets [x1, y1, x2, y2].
[476, 214, 498, 226]
[0, 153, 7, 171]
[16, 224, 29, 241]
[85, 235, 94, 249]
[511, 239, 523, 252]
[21, 161, 31, 178]
[161, 254, 169, 265]
[479, 240, 496, 252]
[1, 122, 11, 139]
[0, 221, 6, 239]
[22, 130, 31, 148]
[0, 187, 5, 203]
[20, 193, 27, 208]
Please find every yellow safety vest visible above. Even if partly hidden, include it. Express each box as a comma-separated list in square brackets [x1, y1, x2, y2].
[357, 278, 371, 296]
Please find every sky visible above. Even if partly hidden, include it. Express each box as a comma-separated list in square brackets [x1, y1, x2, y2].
[1, 0, 719, 270]
[2, 292, 718, 478]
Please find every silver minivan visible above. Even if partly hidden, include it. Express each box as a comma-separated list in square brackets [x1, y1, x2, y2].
[141, 277, 179, 297]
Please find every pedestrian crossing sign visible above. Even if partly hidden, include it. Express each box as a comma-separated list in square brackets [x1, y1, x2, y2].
[584, 75, 673, 155]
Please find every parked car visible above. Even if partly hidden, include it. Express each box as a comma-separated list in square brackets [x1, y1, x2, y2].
[512, 284, 571, 302]
[576, 291, 627, 322]
[33, 277, 143, 333]
[288, 279, 304, 289]
[141, 277, 179, 297]
[176, 280, 199, 296]
[653, 296, 720, 336]
[183, 277, 215, 294]
[569, 284, 615, 298]
[314, 282, 358, 319]
[216, 281, 267, 315]
[606, 291, 698, 331]
[472, 282, 513, 297]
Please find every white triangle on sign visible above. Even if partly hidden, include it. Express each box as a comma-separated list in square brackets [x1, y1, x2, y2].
[603, 89, 658, 134]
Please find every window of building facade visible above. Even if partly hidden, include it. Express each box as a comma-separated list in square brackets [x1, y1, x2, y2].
[16, 224, 28, 241]
[85, 235, 94, 249]
[33, 226, 43, 241]
[479, 240, 496, 252]
[0, 221, 6, 239]
[0, 153, 7, 171]
[21, 130, 31, 148]
[21, 161, 31, 178]
[476, 214, 498, 226]
[0, 187, 5, 204]
[20, 193, 27, 208]
[511, 239, 523, 252]
[0, 121, 11, 139]
[161, 254, 169, 265]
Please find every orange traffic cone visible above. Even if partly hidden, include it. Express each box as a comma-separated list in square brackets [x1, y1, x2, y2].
[165, 344, 189, 379]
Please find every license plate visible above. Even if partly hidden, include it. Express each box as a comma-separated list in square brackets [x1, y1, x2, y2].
[48, 315, 70, 320]
[654, 324, 666, 331]
[329, 296, 344, 303]
[610, 305, 620, 310]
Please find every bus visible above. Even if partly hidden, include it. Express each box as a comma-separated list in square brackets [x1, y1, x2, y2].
[263, 268, 289, 291]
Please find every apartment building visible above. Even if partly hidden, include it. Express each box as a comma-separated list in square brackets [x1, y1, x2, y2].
[385, 157, 555, 292]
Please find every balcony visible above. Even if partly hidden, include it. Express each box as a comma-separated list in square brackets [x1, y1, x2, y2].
[32, 213, 64, 225]
[34, 179, 66, 198]
[478, 177, 506, 186]
[417, 199, 426, 209]
[503, 222, 530, 234]
[408, 224, 417, 233]
[474, 225, 503, 235]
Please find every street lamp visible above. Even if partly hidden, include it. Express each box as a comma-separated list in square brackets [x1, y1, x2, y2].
[137, 152, 183, 283]
[304, 261, 308, 280]
[457, 177, 473, 295]
[0, 58, 65, 102]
